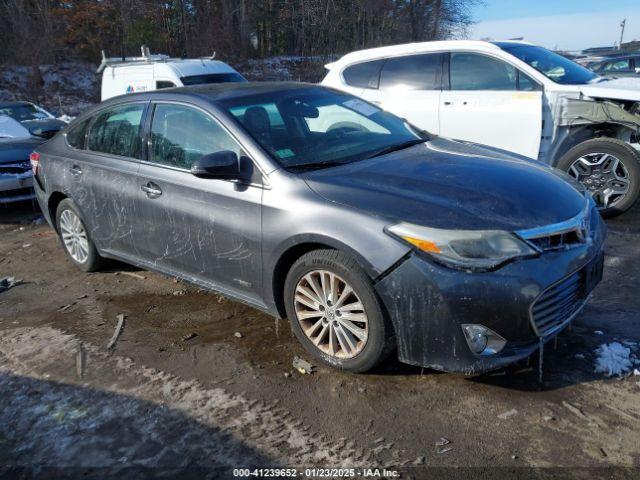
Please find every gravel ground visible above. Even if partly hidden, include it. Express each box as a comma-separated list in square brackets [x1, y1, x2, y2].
[0, 201, 639, 479]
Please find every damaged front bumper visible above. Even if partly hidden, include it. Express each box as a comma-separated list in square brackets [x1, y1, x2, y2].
[0, 168, 35, 204]
[375, 216, 606, 375]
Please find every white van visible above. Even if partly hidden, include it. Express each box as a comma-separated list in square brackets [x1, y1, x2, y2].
[99, 48, 246, 101]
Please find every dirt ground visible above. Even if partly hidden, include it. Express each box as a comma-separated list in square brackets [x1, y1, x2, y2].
[1, 201, 639, 479]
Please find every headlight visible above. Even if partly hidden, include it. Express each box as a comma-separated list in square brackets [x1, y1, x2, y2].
[386, 222, 537, 271]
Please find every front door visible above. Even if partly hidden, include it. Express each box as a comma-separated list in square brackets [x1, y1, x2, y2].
[360, 52, 444, 135]
[135, 102, 263, 303]
[439, 52, 543, 159]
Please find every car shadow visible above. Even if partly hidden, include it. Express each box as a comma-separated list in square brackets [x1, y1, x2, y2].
[0, 371, 278, 478]
[0, 199, 42, 224]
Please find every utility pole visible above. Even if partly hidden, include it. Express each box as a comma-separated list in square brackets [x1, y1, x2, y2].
[619, 19, 626, 50]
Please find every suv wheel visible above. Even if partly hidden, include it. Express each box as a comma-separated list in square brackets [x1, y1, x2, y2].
[556, 138, 640, 217]
[284, 249, 393, 373]
[56, 199, 103, 272]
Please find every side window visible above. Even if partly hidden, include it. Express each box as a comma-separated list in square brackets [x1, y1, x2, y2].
[156, 80, 176, 89]
[66, 118, 90, 149]
[450, 53, 518, 91]
[343, 60, 384, 89]
[149, 103, 242, 169]
[87, 103, 145, 157]
[379, 53, 442, 90]
[602, 59, 631, 72]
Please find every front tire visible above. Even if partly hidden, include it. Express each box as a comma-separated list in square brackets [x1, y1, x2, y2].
[556, 138, 640, 217]
[284, 249, 393, 373]
[56, 198, 103, 272]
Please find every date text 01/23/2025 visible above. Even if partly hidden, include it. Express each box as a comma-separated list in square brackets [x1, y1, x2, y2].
[232, 468, 400, 477]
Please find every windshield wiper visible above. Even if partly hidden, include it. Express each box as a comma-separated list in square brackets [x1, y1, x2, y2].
[289, 160, 348, 171]
[366, 138, 426, 159]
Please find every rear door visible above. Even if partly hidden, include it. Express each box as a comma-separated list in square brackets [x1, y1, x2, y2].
[135, 102, 263, 303]
[72, 101, 148, 255]
[439, 52, 543, 159]
[360, 53, 444, 134]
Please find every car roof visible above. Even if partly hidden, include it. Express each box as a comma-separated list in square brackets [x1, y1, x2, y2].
[327, 40, 534, 68]
[75, 82, 325, 121]
[104, 81, 320, 105]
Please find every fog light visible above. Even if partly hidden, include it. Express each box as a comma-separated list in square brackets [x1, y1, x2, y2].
[461, 324, 506, 356]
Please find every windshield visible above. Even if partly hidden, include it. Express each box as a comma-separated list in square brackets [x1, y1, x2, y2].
[221, 88, 427, 171]
[181, 73, 247, 85]
[496, 43, 599, 85]
[0, 103, 49, 122]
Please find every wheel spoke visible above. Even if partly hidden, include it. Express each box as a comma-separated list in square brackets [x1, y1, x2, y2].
[334, 285, 353, 309]
[297, 310, 324, 320]
[314, 324, 329, 346]
[339, 301, 363, 312]
[339, 318, 367, 341]
[296, 285, 323, 305]
[328, 325, 338, 355]
[306, 318, 324, 337]
[335, 327, 350, 354]
[295, 294, 319, 311]
[304, 274, 325, 304]
[340, 311, 367, 324]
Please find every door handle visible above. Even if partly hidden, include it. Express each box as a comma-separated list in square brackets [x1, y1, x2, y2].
[443, 101, 452, 106]
[141, 182, 162, 198]
[69, 166, 83, 176]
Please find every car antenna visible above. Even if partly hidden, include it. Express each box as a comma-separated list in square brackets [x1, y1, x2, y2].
[57, 93, 65, 119]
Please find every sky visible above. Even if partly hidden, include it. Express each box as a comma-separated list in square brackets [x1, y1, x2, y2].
[468, 0, 640, 51]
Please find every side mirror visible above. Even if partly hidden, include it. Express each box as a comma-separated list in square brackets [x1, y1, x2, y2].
[191, 150, 240, 179]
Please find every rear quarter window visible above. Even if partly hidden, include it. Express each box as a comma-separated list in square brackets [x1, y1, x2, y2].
[66, 118, 90, 149]
[342, 60, 384, 89]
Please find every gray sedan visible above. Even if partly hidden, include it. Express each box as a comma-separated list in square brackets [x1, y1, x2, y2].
[32, 83, 604, 374]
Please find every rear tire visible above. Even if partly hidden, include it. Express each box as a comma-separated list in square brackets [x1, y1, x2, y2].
[284, 249, 393, 373]
[556, 138, 640, 218]
[56, 198, 103, 272]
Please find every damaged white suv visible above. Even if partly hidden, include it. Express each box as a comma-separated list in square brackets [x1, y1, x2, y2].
[322, 40, 640, 217]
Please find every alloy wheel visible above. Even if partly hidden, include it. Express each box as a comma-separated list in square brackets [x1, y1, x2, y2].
[59, 209, 89, 264]
[568, 152, 630, 208]
[294, 270, 368, 359]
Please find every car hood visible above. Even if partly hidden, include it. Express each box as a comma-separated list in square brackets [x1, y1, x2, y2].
[0, 137, 43, 164]
[580, 77, 640, 102]
[301, 138, 587, 231]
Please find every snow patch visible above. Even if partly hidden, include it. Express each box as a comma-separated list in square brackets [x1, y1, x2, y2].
[594, 342, 634, 377]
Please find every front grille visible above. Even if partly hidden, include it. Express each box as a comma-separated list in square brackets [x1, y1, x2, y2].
[0, 187, 33, 199]
[530, 271, 584, 336]
[0, 162, 31, 175]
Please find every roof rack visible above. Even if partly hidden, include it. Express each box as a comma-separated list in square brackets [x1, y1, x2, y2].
[96, 45, 171, 73]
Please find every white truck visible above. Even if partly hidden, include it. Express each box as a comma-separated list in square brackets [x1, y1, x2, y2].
[98, 47, 246, 101]
[322, 40, 640, 217]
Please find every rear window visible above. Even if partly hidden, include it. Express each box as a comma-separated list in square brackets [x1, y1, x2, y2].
[379, 53, 442, 90]
[342, 60, 384, 89]
[180, 73, 247, 85]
